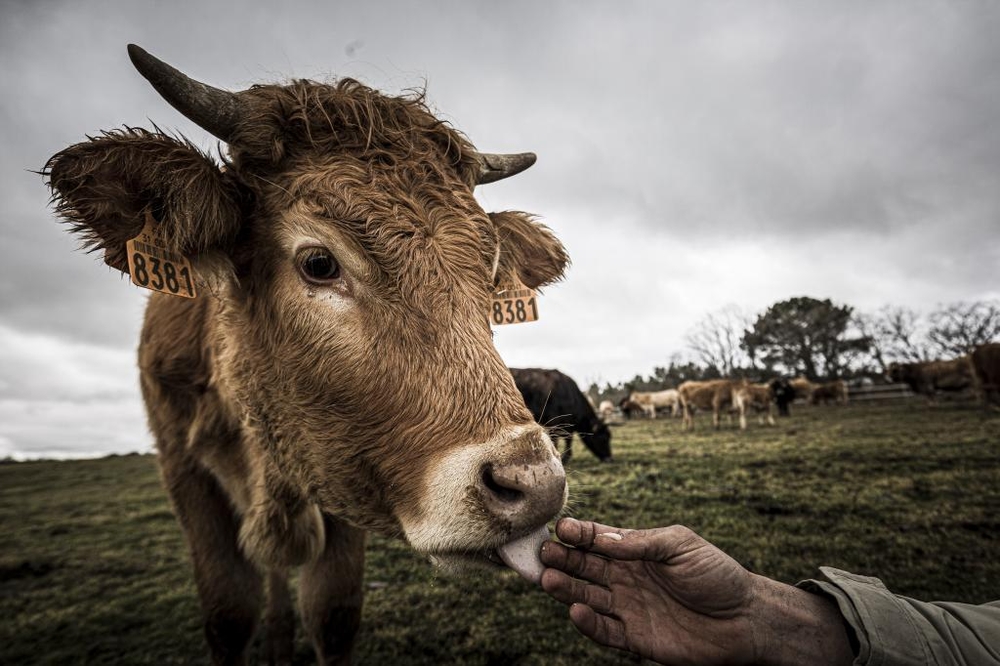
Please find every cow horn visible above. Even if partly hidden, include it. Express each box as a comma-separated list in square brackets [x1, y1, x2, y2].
[127, 44, 245, 143]
[477, 152, 537, 184]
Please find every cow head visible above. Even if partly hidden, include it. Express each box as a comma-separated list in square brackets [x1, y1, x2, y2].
[886, 362, 906, 384]
[580, 422, 612, 462]
[44, 45, 569, 579]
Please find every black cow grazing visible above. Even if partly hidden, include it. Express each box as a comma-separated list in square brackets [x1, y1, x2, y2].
[511, 368, 612, 462]
[770, 378, 795, 416]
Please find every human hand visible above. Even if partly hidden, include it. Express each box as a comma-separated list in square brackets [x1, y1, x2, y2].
[540, 518, 854, 666]
[540, 517, 759, 665]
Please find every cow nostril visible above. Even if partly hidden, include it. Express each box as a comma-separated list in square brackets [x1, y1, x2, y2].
[477, 451, 566, 530]
[480, 464, 523, 503]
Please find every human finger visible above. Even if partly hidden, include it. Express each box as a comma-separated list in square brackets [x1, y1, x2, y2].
[540, 540, 612, 585]
[558, 518, 701, 562]
[568, 603, 628, 653]
[555, 517, 631, 549]
[540, 568, 614, 614]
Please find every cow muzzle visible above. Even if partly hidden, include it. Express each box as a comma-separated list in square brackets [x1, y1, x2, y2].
[399, 424, 567, 579]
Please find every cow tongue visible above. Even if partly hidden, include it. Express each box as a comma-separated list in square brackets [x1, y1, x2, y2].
[497, 525, 551, 584]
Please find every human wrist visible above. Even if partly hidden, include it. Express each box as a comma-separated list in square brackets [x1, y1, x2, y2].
[748, 574, 855, 666]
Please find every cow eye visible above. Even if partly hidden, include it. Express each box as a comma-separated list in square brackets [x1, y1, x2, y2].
[297, 247, 341, 284]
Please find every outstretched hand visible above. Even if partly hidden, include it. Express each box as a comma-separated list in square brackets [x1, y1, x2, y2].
[539, 517, 854, 666]
[540, 517, 759, 665]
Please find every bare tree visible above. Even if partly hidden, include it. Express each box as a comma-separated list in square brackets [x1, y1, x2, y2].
[927, 300, 1000, 357]
[857, 305, 933, 369]
[684, 304, 754, 377]
[851, 313, 886, 372]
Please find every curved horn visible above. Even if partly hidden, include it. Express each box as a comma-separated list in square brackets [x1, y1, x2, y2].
[477, 152, 537, 184]
[127, 44, 245, 143]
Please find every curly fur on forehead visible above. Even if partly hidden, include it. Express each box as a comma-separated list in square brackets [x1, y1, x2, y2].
[228, 78, 481, 186]
[271, 159, 499, 306]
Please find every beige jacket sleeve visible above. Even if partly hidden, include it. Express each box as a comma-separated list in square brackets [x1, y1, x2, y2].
[797, 567, 1000, 665]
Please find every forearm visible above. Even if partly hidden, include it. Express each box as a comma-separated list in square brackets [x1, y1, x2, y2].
[749, 573, 855, 666]
[800, 567, 1000, 665]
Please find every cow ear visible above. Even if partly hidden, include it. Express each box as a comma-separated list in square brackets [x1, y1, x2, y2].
[490, 211, 569, 289]
[44, 128, 240, 274]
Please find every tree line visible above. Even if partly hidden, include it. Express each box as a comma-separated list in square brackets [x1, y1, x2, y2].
[589, 296, 1000, 402]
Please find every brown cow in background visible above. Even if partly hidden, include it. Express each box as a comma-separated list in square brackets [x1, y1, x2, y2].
[887, 357, 973, 402]
[618, 396, 650, 419]
[45, 45, 569, 664]
[810, 380, 848, 405]
[789, 376, 819, 403]
[625, 389, 681, 418]
[732, 382, 777, 426]
[678, 379, 740, 430]
[970, 342, 1000, 407]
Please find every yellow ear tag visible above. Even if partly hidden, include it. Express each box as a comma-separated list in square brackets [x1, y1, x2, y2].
[491, 278, 539, 325]
[125, 210, 197, 298]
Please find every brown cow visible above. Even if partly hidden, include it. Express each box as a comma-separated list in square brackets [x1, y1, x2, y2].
[625, 389, 681, 419]
[886, 357, 973, 402]
[44, 45, 569, 665]
[789, 376, 819, 403]
[732, 382, 777, 427]
[970, 342, 1000, 407]
[678, 379, 741, 430]
[618, 397, 649, 419]
[810, 380, 848, 405]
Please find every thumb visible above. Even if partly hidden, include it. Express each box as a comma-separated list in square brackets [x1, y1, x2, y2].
[557, 518, 700, 562]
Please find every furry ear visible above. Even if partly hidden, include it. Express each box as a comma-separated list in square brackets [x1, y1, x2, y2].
[490, 211, 569, 289]
[43, 127, 240, 273]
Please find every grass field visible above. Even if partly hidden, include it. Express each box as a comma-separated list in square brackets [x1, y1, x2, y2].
[2, 400, 998, 665]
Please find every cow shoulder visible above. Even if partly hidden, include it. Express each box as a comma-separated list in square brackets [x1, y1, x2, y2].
[140, 294, 248, 496]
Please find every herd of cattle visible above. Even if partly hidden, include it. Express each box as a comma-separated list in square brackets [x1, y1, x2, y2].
[616, 376, 848, 425]
[511, 342, 1000, 463]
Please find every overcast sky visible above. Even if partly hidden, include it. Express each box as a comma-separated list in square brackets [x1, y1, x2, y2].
[2, 1, 998, 458]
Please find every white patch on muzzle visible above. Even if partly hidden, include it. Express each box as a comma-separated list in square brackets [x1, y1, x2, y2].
[400, 424, 560, 554]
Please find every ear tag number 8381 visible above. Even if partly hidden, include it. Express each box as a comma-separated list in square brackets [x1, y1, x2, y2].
[125, 210, 197, 299]
[491, 280, 538, 325]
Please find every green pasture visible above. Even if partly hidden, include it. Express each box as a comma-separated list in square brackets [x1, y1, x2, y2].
[2, 401, 998, 664]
